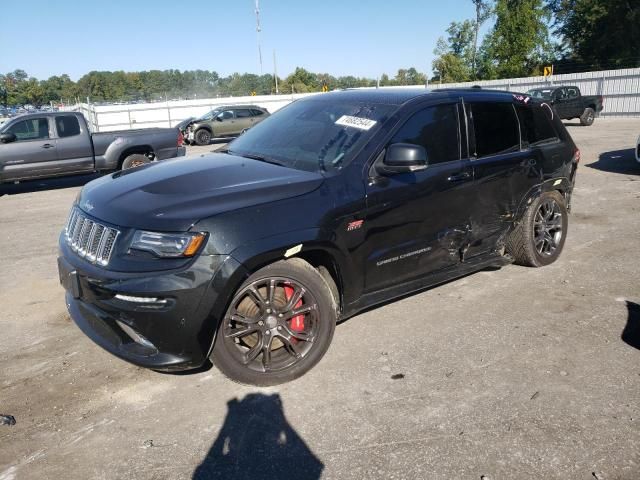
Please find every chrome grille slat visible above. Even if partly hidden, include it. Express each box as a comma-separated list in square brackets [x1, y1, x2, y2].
[64, 207, 119, 267]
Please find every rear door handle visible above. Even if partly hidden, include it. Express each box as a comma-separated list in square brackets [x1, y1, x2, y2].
[447, 171, 471, 182]
[42, 143, 54, 149]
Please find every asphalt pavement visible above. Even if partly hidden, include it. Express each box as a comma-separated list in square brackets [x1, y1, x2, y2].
[1, 119, 639, 480]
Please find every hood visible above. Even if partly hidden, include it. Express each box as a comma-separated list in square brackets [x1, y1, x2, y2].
[78, 153, 324, 231]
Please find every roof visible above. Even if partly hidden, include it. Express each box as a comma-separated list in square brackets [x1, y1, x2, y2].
[308, 87, 518, 106]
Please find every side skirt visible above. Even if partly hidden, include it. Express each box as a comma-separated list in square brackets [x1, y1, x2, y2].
[341, 253, 512, 320]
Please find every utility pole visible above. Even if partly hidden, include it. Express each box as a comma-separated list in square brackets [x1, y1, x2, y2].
[255, 0, 263, 75]
[273, 49, 279, 94]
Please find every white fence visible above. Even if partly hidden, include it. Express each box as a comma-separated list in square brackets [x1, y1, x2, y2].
[78, 67, 640, 131]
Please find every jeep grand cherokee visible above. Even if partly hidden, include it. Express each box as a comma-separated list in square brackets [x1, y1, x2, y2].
[58, 88, 579, 385]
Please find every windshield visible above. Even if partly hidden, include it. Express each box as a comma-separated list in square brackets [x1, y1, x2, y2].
[198, 109, 222, 121]
[227, 98, 395, 173]
[528, 89, 553, 100]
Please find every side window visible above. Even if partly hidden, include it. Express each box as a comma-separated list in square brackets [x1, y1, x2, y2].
[55, 116, 81, 138]
[469, 102, 519, 157]
[566, 87, 579, 99]
[251, 109, 265, 116]
[516, 104, 558, 147]
[555, 88, 567, 100]
[6, 118, 50, 141]
[389, 104, 460, 165]
[219, 110, 234, 120]
[235, 109, 251, 118]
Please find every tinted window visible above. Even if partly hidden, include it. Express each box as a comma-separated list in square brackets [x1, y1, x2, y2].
[251, 109, 265, 116]
[566, 87, 579, 99]
[235, 109, 251, 118]
[516, 104, 558, 146]
[6, 118, 49, 141]
[55, 116, 81, 137]
[469, 102, 519, 157]
[390, 104, 460, 164]
[219, 111, 234, 120]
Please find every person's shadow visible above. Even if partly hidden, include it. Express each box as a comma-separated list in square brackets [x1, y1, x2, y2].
[193, 393, 324, 480]
[622, 301, 640, 350]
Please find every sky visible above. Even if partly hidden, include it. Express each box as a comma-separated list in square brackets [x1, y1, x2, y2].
[0, 0, 489, 81]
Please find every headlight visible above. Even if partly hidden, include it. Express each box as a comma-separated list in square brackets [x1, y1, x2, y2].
[130, 231, 206, 258]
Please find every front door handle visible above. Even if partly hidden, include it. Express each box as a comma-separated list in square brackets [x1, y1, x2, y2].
[447, 171, 471, 182]
[41, 143, 54, 149]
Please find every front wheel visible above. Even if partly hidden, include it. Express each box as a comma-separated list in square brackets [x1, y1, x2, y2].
[505, 190, 568, 267]
[194, 129, 211, 146]
[211, 258, 337, 386]
[580, 107, 595, 126]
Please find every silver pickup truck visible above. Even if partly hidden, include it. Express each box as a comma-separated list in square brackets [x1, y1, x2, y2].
[0, 112, 185, 185]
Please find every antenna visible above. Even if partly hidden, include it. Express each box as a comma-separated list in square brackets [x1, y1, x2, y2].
[255, 0, 263, 75]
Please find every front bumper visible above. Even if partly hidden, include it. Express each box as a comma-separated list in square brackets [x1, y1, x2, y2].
[58, 237, 246, 371]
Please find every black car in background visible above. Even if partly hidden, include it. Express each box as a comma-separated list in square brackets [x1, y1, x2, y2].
[58, 88, 579, 385]
[527, 85, 604, 126]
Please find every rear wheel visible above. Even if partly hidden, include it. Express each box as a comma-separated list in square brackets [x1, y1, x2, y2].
[505, 190, 568, 267]
[121, 153, 150, 170]
[194, 129, 211, 146]
[580, 107, 595, 126]
[211, 258, 337, 386]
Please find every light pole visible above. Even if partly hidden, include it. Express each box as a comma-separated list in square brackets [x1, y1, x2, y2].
[255, 0, 263, 75]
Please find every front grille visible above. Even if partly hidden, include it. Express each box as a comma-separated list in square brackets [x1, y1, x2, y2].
[65, 207, 120, 266]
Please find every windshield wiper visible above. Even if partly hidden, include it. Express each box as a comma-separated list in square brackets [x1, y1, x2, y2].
[232, 151, 287, 167]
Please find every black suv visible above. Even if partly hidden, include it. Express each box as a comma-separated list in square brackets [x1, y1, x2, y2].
[58, 89, 579, 385]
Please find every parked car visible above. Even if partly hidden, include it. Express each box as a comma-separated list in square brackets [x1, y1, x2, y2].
[636, 134, 640, 163]
[0, 112, 185, 186]
[527, 86, 604, 126]
[184, 105, 270, 145]
[58, 88, 579, 385]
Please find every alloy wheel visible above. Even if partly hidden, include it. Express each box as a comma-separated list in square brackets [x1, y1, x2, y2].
[533, 198, 563, 256]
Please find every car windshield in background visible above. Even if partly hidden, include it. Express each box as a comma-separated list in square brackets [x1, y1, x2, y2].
[227, 99, 395, 173]
[528, 89, 553, 100]
[198, 110, 221, 121]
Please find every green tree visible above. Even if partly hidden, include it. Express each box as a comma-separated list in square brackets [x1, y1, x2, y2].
[548, 0, 640, 69]
[479, 0, 553, 79]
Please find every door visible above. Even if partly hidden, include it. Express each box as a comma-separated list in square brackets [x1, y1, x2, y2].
[463, 100, 541, 259]
[214, 110, 236, 137]
[234, 108, 253, 133]
[0, 116, 57, 182]
[552, 87, 570, 118]
[362, 102, 474, 293]
[564, 87, 583, 117]
[53, 115, 94, 174]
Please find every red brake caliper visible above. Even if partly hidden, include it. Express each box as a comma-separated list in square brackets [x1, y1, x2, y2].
[284, 285, 305, 336]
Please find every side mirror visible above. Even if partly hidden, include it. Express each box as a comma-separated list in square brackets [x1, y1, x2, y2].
[216, 115, 224, 122]
[0, 132, 16, 144]
[377, 143, 428, 175]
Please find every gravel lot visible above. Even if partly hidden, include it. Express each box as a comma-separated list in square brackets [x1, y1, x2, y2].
[1, 119, 639, 480]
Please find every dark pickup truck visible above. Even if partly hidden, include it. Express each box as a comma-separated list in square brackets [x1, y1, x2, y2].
[0, 111, 185, 185]
[527, 86, 604, 126]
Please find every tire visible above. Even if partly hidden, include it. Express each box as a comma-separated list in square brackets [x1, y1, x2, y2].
[194, 129, 212, 146]
[211, 258, 337, 386]
[505, 190, 568, 267]
[121, 153, 150, 170]
[580, 107, 595, 126]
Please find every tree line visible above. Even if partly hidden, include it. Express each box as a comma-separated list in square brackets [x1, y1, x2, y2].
[1, 0, 638, 106]
[0, 67, 426, 107]
[432, 0, 639, 82]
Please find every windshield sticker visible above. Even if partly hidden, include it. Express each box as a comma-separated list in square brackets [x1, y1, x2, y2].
[335, 115, 377, 131]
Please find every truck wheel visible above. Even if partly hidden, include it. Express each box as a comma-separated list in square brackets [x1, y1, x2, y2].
[121, 154, 150, 170]
[194, 129, 211, 146]
[580, 107, 595, 126]
[211, 258, 337, 386]
[505, 190, 568, 267]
